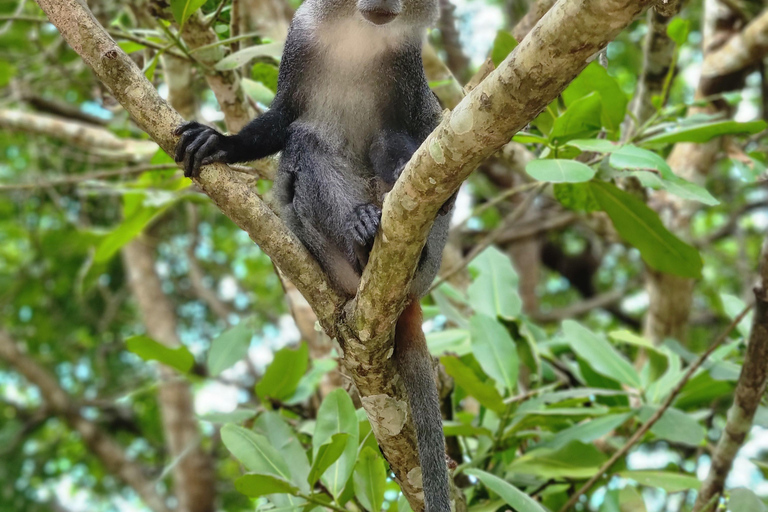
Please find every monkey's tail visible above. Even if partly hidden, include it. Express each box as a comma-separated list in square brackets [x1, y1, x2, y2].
[395, 299, 451, 512]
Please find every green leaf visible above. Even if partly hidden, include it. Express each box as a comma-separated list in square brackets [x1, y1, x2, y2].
[468, 246, 522, 320]
[526, 159, 596, 183]
[550, 92, 602, 144]
[308, 433, 349, 486]
[256, 342, 309, 402]
[618, 471, 700, 493]
[253, 411, 312, 493]
[609, 145, 719, 205]
[427, 329, 472, 357]
[398, 493, 414, 512]
[125, 336, 194, 373]
[170, 0, 207, 29]
[667, 18, 690, 46]
[470, 314, 519, 393]
[170, 0, 206, 28]
[117, 41, 145, 54]
[241, 77, 276, 106]
[639, 406, 705, 446]
[0, 61, 18, 88]
[721, 293, 753, 338]
[313, 388, 359, 498]
[728, 488, 767, 512]
[215, 43, 284, 70]
[541, 413, 632, 450]
[566, 139, 622, 153]
[553, 182, 600, 212]
[143, 49, 162, 81]
[234, 473, 299, 498]
[287, 358, 338, 405]
[506, 441, 608, 479]
[562, 62, 628, 134]
[199, 409, 256, 424]
[589, 181, 703, 278]
[642, 120, 767, 145]
[221, 424, 293, 480]
[464, 469, 547, 512]
[353, 447, 387, 512]
[491, 31, 517, 66]
[563, 321, 641, 388]
[207, 321, 253, 377]
[95, 205, 170, 263]
[513, 132, 549, 145]
[441, 355, 505, 412]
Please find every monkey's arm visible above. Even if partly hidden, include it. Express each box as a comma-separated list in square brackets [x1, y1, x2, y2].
[174, 106, 291, 177]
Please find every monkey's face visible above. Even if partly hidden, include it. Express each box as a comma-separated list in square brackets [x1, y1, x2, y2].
[355, 0, 437, 28]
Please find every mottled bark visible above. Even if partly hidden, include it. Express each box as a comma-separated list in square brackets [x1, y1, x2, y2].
[122, 240, 217, 512]
[239, 0, 292, 42]
[692, 239, 768, 511]
[0, 332, 171, 512]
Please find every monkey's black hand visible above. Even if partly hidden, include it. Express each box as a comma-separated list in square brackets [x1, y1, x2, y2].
[349, 204, 382, 247]
[174, 121, 231, 178]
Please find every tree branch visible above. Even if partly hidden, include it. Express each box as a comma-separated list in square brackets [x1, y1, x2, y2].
[701, 7, 768, 81]
[692, 238, 768, 512]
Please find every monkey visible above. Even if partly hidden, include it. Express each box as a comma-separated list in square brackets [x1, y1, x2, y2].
[174, 0, 454, 509]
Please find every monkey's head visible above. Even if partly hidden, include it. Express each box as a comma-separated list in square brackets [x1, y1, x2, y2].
[357, 0, 437, 28]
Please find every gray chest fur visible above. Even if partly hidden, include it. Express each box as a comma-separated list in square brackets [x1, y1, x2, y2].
[295, 16, 415, 158]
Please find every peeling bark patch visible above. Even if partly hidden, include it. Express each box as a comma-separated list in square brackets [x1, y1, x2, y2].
[361, 394, 408, 437]
[103, 49, 118, 59]
[449, 101, 474, 134]
[407, 466, 423, 488]
[429, 138, 446, 165]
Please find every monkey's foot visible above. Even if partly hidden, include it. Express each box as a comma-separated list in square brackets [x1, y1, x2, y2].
[349, 204, 381, 247]
[174, 121, 229, 178]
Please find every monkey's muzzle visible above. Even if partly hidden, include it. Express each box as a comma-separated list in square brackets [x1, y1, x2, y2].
[360, 9, 398, 25]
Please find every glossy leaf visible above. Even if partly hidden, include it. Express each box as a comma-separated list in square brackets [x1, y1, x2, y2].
[470, 314, 519, 393]
[234, 473, 299, 498]
[526, 159, 596, 183]
[353, 447, 387, 512]
[125, 336, 194, 373]
[170, 0, 207, 28]
[308, 433, 349, 486]
[441, 355, 505, 412]
[550, 92, 602, 144]
[313, 389, 358, 498]
[491, 31, 517, 66]
[253, 411, 311, 492]
[468, 246, 522, 320]
[563, 320, 641, 388]
[506, 441, 608, 479]
[256, 342, 309, 402]
[563, 62, 628, 134]
[589, 181, 703, 278]
[215, 43, 284, 70]
[207, 321, 253, 377]
[641, 120, 766, 145]
[464, 469, 547, 512]
[199, 409, 256, 424]
[221, 424, 292, 480]
[618, 471, 699, 492]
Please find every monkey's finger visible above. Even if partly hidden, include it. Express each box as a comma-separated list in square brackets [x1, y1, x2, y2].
[190, 134, 220, 177]
[174, 127, 206, 163]
[183, 134, 210, 177]
[201, 150, 228, 166]
[174, 121, 200, 136]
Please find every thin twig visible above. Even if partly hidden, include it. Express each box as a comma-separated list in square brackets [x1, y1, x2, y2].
[557, 304, 754, 512]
